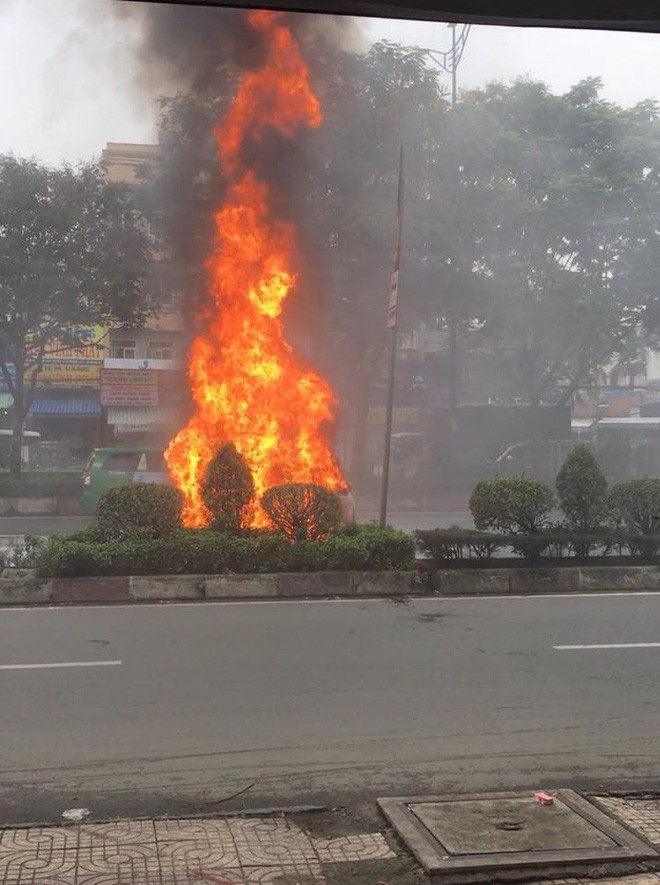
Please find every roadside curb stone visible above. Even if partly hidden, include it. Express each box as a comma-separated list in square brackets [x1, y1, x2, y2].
[205, 573, 279, 598]
[51, 576, 129, 603]
[352, 570, 414, 596]
[434, 565, 660, 595]
[510, 567, 580, 594]
[276, 570, 354, 597]
[0, 575, 51, 604]
[129, 574, 204, 601]
[7, 563, 660, 604]
[579, 567, 660, 591]
[435, 569, 510, 595]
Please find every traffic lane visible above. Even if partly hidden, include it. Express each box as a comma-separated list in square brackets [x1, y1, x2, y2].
[1, 594, 659, 822]
[360, 510, 474, 529]
[2, 594, 658, 747]
[0, 516, 92, 536]
[1, 595, 658, 759]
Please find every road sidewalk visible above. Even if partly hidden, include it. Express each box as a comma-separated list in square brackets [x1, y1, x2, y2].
[0, 795, 658, 884]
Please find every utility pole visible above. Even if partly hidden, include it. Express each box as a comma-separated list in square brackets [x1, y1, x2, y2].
[450, 22, 458, 106]
[420, 23, 471, 103]
[379, 146, 405, 528]
[420, 25, 471, 416]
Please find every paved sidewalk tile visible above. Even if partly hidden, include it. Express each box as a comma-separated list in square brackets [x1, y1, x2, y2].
[0, 816, 397, 884]
[79, 821, 157, 849]
[228, 818, 318, 869]
[154, 821, 234, 846]
[0, 827, 74, 855]
[313, 833, 395, 863]
[595, 797, 660, 847]
[0, 848, 77, 885]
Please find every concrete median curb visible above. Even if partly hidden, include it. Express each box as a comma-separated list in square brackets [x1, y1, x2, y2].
[0, 497, 58, 515]
[3, 564, 660, 605]
[0, 570, 420, 605]
[435, 564, 660, 595]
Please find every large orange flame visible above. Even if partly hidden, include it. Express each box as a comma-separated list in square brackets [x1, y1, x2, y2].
[165, 9, 346, 527]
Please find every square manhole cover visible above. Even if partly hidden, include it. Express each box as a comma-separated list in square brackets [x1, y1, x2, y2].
[378, 790, 657, 883]
[411, 796, 616, 854]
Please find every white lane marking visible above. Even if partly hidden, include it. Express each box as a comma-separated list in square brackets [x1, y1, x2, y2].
[554, 643, 660, 650]
[0, 660, 122, 670]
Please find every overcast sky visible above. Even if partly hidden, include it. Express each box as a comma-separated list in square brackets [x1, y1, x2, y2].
[1, 0, 659, 166]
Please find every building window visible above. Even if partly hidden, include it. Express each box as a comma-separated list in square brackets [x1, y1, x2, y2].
[147, 339, 174, 360]
[112, 339, 137, 359]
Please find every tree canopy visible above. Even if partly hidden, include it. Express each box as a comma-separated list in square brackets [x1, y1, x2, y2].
[0, 156, 158, 474]
[145, 46, 660, 477]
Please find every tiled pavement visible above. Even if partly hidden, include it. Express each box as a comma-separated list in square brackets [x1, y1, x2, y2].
[531, 796, 660, 885]
[594, 797, 660, 848]
[0, 817, 395, 884]
[1, 795, 659, 884]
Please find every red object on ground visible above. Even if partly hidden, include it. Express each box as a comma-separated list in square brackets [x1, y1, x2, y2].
[535, 791, 555, 805]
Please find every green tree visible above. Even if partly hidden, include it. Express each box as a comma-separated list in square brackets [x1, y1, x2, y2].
[463, 79, 660, 407]
[556, 444, 607, 531]
[96, 484, 182, 541]
[609, 477, 660, 535]
[201, 442, 254, 532]
[469, 475, 554, 534]
[261, 482, 341, 540]
[0, 156, 157, 476]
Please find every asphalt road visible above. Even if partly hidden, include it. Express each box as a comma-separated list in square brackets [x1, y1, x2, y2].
[1, 593, 659, 825]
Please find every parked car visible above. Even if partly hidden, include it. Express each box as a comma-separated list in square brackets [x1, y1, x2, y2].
[81, 446, 168, 512]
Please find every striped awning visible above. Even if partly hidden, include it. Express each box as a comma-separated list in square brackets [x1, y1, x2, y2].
[107, 407, 176, 429]
[28, 397, 101, 417]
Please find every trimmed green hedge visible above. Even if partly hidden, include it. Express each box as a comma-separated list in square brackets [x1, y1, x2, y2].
[470, 475, 554, 534]
[96, 484, 182, 540]
[38, 523, 416, 578]
[415, 527, 652, 565]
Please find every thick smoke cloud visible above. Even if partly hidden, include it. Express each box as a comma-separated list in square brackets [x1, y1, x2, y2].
[112, 2, 364, 357]
[113, 2, 362, 96]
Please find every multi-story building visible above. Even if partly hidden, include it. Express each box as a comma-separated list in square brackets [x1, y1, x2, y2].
[101, 142, 160, 185]
[99, 142, 188, 447]
[101, 310, 187, 443]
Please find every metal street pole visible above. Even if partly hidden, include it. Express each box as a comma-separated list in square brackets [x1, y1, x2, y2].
[419, 26, 471, 417]
[450, 22, 458, 105]
[379, 146, 405, 528]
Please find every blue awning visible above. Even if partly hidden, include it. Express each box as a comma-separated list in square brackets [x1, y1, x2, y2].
[28, 397, 101, 417]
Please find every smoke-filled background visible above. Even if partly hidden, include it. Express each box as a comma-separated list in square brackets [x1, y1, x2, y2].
[111, 2, 362, 94]
[2, 0, 660, 504]
[99, 2, 365, 355]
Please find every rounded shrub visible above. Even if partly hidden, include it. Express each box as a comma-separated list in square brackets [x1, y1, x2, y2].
[201, 442, 254, 533]
[261, 483, 342, 541]
[469, 475, 554, 534]
[556, 443, 607, 531]
[608, 477, 660, 535]
[327, 522, 415, 570]
[96, 483, 182, 540]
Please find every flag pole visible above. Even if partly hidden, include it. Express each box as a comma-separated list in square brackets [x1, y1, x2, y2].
[379, 145, 405, 528]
